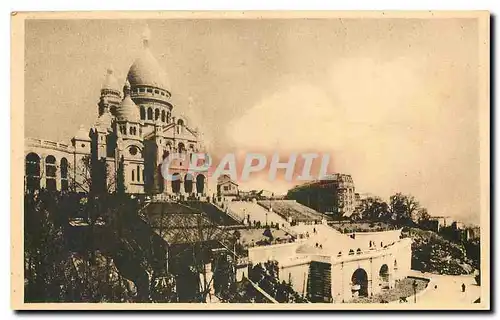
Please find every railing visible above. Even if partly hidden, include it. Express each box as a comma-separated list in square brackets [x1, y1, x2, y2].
[26, 137, 74, 152]
[216, 202, 244, 223]
[335, 239, 411, 262]
[246, 278, 279, 303]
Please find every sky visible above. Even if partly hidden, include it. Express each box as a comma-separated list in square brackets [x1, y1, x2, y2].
[25, 18, 481, 224]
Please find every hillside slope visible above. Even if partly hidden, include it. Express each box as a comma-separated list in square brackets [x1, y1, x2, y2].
[403, 228, 474, 275]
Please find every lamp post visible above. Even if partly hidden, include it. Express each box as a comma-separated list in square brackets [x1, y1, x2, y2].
[413, 280, 417, 303]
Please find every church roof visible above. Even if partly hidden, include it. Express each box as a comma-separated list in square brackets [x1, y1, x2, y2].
[74, 125, 91, 141]
[127, 29, 169, 90]
[101, 67, 120, 92]
[95, 111, 113, 131]
[116, 81, 141, 123]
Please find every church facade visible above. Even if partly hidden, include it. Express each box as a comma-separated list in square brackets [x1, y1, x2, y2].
[24, 30, 208, 196]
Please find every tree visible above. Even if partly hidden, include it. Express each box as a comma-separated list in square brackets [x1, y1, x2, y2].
[352, 196, 390, 221]
[70, 155, 119, 195]
[116, 156, 126, 195]
[416, 208, 430, 224]
[24, 191, 71, 302]
[247, 260, 308, 303]
[389, 193, 420, 225]
[24, 191, 133, 302]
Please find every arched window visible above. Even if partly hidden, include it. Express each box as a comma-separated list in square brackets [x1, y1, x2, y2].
[147, 108, 153, 120]
[129, 126, 134, 135]
[178, 142, 185, 154]
[25, 153, 40, 191]
[177, 119, 184, 134]
[45, 155, 57, 191]
[162, 150, 170, 160]
[132, 169, 135, 182]
[155, 109, 160, 121]
[60, 158, 69, 191]
[137, 165, 141, 182]
[166, 112, 171, 123]
[161, 110, 166, 122]
[356, 248, 362, 255]
[140, 106, 145, 120]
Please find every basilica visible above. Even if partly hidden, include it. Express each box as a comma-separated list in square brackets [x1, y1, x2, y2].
[25, 30, 209, 196]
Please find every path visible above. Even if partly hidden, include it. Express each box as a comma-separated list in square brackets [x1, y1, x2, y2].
[406, 271, 480, 306]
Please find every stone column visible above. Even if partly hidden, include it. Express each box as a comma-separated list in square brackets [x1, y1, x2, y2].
[40, 156, 46, 189]
[55, 158, 61, 191]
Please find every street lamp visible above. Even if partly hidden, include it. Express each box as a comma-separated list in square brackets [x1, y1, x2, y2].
[412, 280, 417, 303]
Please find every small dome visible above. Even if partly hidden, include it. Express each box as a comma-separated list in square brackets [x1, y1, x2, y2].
[74, 125, 91, 141]
[127, 28, 169, 90]
[116, 81, 141, 123]
[95, 111, 113, 131]
[102, 67, 120, 92]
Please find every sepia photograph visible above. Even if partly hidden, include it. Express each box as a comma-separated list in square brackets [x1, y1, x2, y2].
[10, 11, 490, 310]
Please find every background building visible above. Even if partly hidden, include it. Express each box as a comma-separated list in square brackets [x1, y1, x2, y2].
[286, 174, 356, 218]
[216, 174, 239, 197]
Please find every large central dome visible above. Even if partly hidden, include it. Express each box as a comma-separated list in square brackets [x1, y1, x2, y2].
[127, 30, 170, 91]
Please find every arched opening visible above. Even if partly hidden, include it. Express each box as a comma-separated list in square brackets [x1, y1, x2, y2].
[356, 248, 362, 255]
[161, 110, 166, 122]
[379, 264, 390, 289]
[171, 173, 181, 194]
[45, 155, 57, 191]
[196, 174, 205, 195]
[155, 108, 160, 121]
[351, 268, 369, 297]
[25, 153, 40, 191]
[162, 150, 170, 160]
[132, 169, 135, 182]
[177, 119, 184, 134]
[60, 158, 68, 191]
[140, 106, 145, 120]
[147, 107, 153, 120]
[184, 173, 194, 194]
[394, 260, 398, 271]
[178, 142, 186, 154]
[348, 249, 355, 255]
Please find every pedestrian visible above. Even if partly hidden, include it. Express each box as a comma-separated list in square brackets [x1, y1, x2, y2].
[462, 283, 466, 292]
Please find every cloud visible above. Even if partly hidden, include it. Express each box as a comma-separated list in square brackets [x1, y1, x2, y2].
[226, 55, 479, 221]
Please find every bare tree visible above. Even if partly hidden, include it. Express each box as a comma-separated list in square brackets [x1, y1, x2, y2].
[70, 155, 120, 195]
[389, 193, 420, 225]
